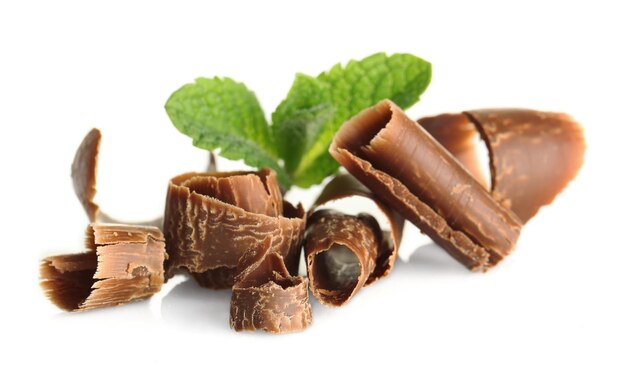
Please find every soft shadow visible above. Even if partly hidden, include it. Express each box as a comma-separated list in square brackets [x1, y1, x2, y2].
[161, 279, 232, 331]
[396, 243, 467, 275]
[52, 298, 153, 319]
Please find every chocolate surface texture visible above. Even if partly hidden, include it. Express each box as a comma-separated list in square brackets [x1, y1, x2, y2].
[330, 99, 522, 271]
[230, 238, 312, 333]
[420, 109, 586, 223]
[163, 169, 305, 288]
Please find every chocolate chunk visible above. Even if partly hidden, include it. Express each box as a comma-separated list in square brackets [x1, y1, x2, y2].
[40, 223, 166, 311]
[330, 99, 522, 271]
[230, 238, 312, 333]
[420, 110, 586, 223]
[163, 169, 305, 288]
[70, 128, 162, 227]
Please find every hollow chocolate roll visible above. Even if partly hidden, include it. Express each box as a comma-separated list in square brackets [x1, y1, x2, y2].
[330, 99, 522, 271]
[420, 110, 586, 223]
[40, 223, 166, 311]
[304, 174, 404, 306]
[305, 210, 382, 306]
[163, 169, 305, 288]
[230, 238, 312, 333]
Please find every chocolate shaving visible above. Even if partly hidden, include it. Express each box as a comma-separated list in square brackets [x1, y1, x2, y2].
[303, 174, 404, 306]
[230, 238, 312, 333]
[71, 128, 162, 227]
[330, 99, 522, 271]
[420, 109, 586, 223]
[163, 169, 305, 288]
[40, 223, 166, 311]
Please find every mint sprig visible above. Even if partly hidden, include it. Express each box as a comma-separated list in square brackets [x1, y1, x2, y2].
[165, 53, 431, 189]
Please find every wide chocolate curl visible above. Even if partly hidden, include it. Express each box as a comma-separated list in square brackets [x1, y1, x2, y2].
[163, 169, 305, 288]
[304, 174, 404, 306]
[330, 99, 522, 271]
[420, 110, 586, 223]
[230, 238, 312, 333]
[40, 224, 166, 311]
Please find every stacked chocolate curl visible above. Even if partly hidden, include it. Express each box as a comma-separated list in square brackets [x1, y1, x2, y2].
[41, 100, 585, 333]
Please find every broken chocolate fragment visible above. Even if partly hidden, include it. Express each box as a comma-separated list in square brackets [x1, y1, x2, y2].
[40, 223, 166, 311]
[163, 169, 305, 288]
[230, 238, 312, 333]
[330, 99, 522, 271]
[420, 109, 586, 223]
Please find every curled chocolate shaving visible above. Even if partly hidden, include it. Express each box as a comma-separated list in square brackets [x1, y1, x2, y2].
[303, 174, 404, 306]
[305, 210, 380, 306]
[163, 169, 305, 288]
[40, 224, 166, 311]
[330, 99, 522, 271]
[420, 109, 586, 223]
[71, 128, 162, 227]
[230, 238, 312, 333]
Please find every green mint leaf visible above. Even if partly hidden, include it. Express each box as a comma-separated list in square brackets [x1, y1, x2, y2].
[270, 74, 335, 174]
[165, 77, 291, 187]
[288, 53, 432, 187]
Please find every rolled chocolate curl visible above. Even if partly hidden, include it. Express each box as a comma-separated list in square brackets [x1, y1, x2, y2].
[304, 174, 404, 306]
[40, 223, 166, 311]
[163, 169, 305, 288]
[230, 238, 312, 333]
[330, 99, 522, 271]
[420, 110, 586, 223]
[304, 210, 380, 306]
[71, 128, 162, 227]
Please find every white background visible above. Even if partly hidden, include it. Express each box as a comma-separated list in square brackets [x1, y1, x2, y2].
[1, 1, 624, 382]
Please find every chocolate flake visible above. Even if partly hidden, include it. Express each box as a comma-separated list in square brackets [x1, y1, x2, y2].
[40, 223, 166, 311]
[230, 238, 312, 333]
[163, 169, 305, 288]
[420, 109, 586, 223]
[330, 99, 522, 271]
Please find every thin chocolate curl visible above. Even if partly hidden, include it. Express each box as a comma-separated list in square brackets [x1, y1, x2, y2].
[163, 169, 305, 288]
[40, 224, 166, 311]
[230, 238, 312, 333]
[70, 128, 162, 227]
[420, 109, 586, 223]
[304, 174, 404, 306]
[330, 99, 522, 271]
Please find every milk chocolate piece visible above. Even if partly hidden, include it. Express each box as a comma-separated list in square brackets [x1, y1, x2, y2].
[163, 169, 305, 288]
[71, 128, 162, 227]
[230, 238, 312, 333]
[72, 128, 101, 222]
[304, 174, 404, 306]
[40, 224, 166, 311]
[305, 210, 383, 306]
[420, 110, 586, 223]
[330, 100, 522, 271]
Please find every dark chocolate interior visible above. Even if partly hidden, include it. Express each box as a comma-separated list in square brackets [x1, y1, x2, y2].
[312, 244, 361, 301]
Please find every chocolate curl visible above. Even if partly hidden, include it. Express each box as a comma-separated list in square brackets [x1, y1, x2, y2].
[40, 224, 166, 311]
[330, 99, 522, 271]
[305, 210, 381, 306]
[303, 174, 404, 306]
[70, 128, 162, 227]
[230, 238, 312, 333]
[420, 110, 586, 223]
[163, 169, 305, 288]
[310, 174, 404, 283]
